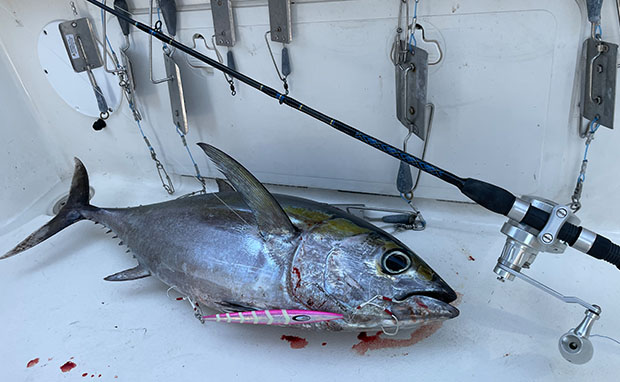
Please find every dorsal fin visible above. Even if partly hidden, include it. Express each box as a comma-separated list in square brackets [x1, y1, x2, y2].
[198, 143, 296, 237]
[215, 178, 235, 193]
[104, 263, 151, 281]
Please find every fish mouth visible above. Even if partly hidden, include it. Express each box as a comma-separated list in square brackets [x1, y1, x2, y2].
[395, 289, 457, 305]
[391, 291, 460, 321]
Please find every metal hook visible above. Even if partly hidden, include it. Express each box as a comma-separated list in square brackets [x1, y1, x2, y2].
[187, 33, 236, 96]
[211, 35, 236, 96]
[264, 31, 289, 95]
[149, 0, 173, 84]
[100, 1, 124, 75]
[411, 102, 434, 192]
[355, 295, 400, 336]
[415, 24, 443, 65]
[398, 103, 434, 197]
[381, 313, 400, 336]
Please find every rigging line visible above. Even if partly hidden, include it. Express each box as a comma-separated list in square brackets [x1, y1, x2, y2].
[412, 103, 435, 192]
[591, 334, 620, 346]
[212, 191, 253, 227]
[175, 125, 206, 191]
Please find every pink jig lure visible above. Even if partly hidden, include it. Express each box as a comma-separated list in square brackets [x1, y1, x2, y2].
[203, 309, 343, 325]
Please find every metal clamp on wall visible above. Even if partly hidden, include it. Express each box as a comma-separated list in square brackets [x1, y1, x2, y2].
[265, 0, 292, 95]
[582, 38, 617, 131]
[58, 17, 111, 127]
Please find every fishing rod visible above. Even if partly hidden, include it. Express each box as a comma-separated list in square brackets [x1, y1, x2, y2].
[85, 0, 620, 271]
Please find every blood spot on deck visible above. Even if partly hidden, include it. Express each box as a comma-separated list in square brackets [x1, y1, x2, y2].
[60, 361, 77, 372]
[26, 358, 39, 368]
[281, 335, 308, 349]
[468, 255, 475, 261]
[322, 342, 327, 346]
[352, 322, 444, 355]
[454, 292, 464, 306]
[82, 373, 88, 377]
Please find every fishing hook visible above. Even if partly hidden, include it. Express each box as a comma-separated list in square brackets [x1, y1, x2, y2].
[356, 295, 401, 336]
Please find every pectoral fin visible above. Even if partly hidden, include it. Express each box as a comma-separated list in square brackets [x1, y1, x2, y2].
[198, 143, 297, 237]
[104, 264, 151, 281]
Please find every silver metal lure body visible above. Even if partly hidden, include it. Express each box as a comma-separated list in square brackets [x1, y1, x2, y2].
[2, 144, 458, 332]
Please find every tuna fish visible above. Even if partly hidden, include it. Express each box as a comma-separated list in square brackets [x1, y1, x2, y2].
[2, 143, 458, 332]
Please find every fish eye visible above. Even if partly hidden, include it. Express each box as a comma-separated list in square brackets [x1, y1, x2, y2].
[381, 250, 412, 275]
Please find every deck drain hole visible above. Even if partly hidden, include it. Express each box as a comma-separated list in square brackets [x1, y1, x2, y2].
[51, 187, 95, 215]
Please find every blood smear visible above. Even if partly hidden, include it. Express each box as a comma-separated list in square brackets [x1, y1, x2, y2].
[60, 361, 77, 373]
[280, 335, 308, 349]
[26, 358, 39, 368]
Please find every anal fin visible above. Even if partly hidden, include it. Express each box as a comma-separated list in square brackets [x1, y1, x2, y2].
[104, 264, 151, 281]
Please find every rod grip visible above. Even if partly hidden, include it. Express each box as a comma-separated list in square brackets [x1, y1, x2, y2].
[460, 178, 516, 215]
[586, 234, 620, 269]
[556, 221, 620, 270]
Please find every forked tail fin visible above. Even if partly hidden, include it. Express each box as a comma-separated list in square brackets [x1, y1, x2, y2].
[1, 158, 95, 259]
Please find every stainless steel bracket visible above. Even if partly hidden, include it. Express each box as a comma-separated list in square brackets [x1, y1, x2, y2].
[267, 0, 292, 43]
[59, 18, 110, 116]
[210, 0, 236, 47]
[395, 45, 428, 141]
[59, 18, 102, 73]
[164, 54, 189, 134]
[582, 38, 618, 130]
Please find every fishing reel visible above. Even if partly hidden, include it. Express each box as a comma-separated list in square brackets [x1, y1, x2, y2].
[494, 195, 602, 364]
